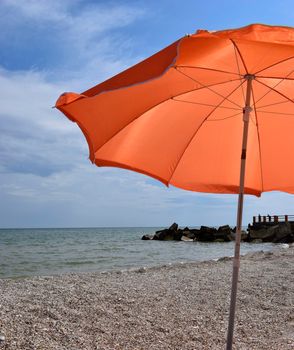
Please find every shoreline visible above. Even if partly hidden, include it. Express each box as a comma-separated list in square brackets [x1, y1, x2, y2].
[0, 245, 293, 349]
[0, 244, 287, 282]
[0, 240, 276, 280]
[0, 244, 284, 281]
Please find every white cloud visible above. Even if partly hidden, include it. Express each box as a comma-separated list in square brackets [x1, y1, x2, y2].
[0, 66, 89, 182]
[1, 0, 145, 87]
[0, 0, 146, 185]
[0, 68, 69, 131]
[0, 164, 193, 227]
[2, 0, 144, 32]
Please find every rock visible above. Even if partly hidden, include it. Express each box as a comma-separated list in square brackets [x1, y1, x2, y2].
[137, 267, 147, 273]
[241, 231, 248, 240]
[153, 223, 182, 241]
[190, 229, 201, 240]
[182, 229, 196, 240]
[214, 238, 225, 243]
[198, 226, 217, 242]
[160, 231, 173, 241]
[215, 225, 232, 241]
[273, 222, 292, 240]
[274, 233, 294, 244]
[141, 234, 154, 240]
[0, 334, 5, 342]
[218, 225, 231, 233]
[228, 234, 233, 241]
[289, 222, 294, 232]
[249, 225, 278, 241]
[252, 239, 263, 243]
[153, 229, 174, 241]
[173, 229, 183, 241]
[181, 236, 193, 242]
[248, 222, 293, 243]
[168, 222, 178, 231]
[229, 230, 248, 241]
[218, 256, 232, 262]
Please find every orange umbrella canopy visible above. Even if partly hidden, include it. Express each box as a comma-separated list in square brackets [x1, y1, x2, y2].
[56, 24, 294, 197]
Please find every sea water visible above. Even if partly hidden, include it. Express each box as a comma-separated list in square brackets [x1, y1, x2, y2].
[0, 227, 274, 278]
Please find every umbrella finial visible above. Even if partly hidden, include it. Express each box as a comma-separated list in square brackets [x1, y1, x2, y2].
[244, 74, 255, 80]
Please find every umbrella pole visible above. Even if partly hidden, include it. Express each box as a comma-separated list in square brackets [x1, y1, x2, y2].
[226, 75, 253, 350]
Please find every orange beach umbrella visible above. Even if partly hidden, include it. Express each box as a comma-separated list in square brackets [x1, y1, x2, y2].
[56, 24, 294, 349]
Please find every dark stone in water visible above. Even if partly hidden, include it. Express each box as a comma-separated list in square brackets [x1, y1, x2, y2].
[168, 222, 178, 231]
[182, 229, 198, 240]
[248, 221, 294, 243]
[153, 223, 182, 241]
[154, 229, 174, 241]
[173, 229, 182, 241]
[215, 225, 232, 242]
[141, 234, 154, 240]
[198, 226, 217, 242]
[249, 226, 277, 241]
[273, 222, 292, 241]
[181, 236, 193, 242]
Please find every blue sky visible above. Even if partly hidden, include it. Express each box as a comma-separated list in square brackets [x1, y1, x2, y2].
[1, 0, 294, 228]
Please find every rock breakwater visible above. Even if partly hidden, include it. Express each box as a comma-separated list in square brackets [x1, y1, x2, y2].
[142, 223, 246, 242]
[142, 222, 294, 243]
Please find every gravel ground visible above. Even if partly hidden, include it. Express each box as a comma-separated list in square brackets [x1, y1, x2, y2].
[0, 245, 293, 350]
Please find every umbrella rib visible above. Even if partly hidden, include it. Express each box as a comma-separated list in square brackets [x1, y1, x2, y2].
[173, 75, 242, 102]
[256, 100, 290, 110]
[174, 67, 243, 108]
[232, 42, 246, 104]
[254, 56, 294, 75]
[173, 72, 241, 97]
[256, 110, 294, 116]
[256, 75, 294, 81]
[167, 80, 246, 185]
[254, 68, 294, 105]
[230, 39, 249, 74]
[254, 78, 294, 105]
[206, 111, 243, 121]
[172, 98, 241, 111]
[253, 79, 283, 105]
[175, 65, 240, 76]
[251, 87, 265, 193]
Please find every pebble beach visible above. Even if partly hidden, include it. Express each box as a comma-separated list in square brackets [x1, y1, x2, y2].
[0, 245, 293, 350]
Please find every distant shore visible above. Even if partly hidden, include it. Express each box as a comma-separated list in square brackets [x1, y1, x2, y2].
[0, 245, 293, 349]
